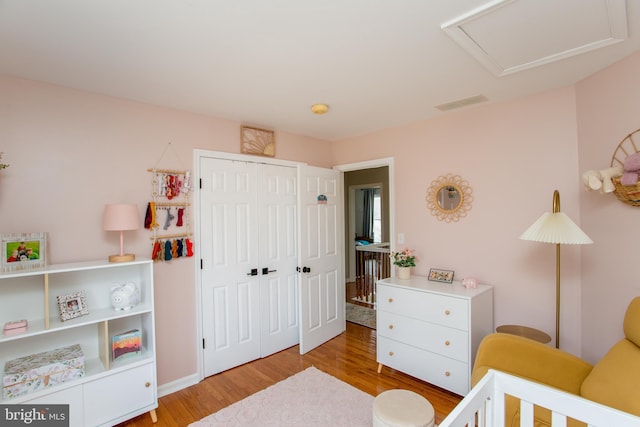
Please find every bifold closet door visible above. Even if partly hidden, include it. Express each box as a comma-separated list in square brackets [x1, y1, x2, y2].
[199, 158, 299, 377]
[257, 164, 299, 358]
[200, 158, 261, 376]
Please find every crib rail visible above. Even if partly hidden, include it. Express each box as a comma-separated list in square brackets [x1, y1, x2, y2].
[354, 243, 390, 305]
[439, 369, 640, 427]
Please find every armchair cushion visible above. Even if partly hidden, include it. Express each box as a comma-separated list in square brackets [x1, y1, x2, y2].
[581, 338, 640, 416]
[472, 333, 593, 394]
[624, 297, 640, 347]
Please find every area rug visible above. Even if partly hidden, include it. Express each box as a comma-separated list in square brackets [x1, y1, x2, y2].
[189, 367, 373, 426]
[346, 302, 376, 329]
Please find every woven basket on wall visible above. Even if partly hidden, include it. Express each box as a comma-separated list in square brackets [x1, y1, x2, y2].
[611, 128, 640, 207]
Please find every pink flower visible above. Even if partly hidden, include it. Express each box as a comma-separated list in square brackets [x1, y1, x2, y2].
[390, 248, 417, 267]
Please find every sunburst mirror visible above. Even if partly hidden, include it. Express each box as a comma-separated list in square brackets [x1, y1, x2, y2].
[426, 174, 473, 222]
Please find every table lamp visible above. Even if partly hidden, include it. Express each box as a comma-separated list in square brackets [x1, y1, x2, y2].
[520, 190, 593, 348]
[103, 204, 139, 262]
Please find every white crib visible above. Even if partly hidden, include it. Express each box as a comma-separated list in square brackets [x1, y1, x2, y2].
[438, 369, 640, 427]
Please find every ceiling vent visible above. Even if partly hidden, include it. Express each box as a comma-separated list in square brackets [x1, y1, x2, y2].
[435, 94, 489, 112]
[441, 0, 628, 76]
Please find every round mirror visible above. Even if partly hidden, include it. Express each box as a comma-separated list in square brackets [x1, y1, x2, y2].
[437, 186, 461, 211]
[426, 174, 473, 222]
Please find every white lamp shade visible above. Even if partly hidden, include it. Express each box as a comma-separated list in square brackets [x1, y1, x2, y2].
[520, 212, 593, 245]
[103, 204, 139, 231]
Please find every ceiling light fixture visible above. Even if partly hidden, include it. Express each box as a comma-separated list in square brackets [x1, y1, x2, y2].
[311, 104, 329, 115]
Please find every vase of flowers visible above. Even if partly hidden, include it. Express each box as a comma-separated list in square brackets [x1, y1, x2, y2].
[390, 248, 416, 280]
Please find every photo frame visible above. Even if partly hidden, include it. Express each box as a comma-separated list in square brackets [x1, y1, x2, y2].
[428, 268, 455, 284]
[57, 290, 89, 322]
[241, 125, 275, 157]
[1, 232, 46, 272]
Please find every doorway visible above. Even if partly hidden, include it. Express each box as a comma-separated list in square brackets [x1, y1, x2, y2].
[335, 158, 394, 326]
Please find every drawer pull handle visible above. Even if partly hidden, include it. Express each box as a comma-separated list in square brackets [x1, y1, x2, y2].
[388, 351, 394, 356]
[445, 340, 450, 346]
[145, 382, 151, 388]
[445, 309, 451, 315]
[388, 298, 394, 303]
[445, 371, 451, 377]
[388, 324, 394, 330]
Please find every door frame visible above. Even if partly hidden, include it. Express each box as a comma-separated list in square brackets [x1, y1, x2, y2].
[193, 149, 304, 381]
[334, 157, 395, 281]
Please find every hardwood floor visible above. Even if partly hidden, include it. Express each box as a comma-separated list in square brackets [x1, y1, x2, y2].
[118, 322, 462, 426]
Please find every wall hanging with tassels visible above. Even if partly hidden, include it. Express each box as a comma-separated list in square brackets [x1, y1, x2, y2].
[145, 142, 194, 262]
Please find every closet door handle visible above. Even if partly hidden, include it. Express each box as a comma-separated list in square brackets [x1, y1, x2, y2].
[247, 268, 258, 276]
[262, 268, 277, 275]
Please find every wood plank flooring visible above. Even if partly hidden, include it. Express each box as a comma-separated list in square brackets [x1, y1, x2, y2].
[118, 322, 462, 426]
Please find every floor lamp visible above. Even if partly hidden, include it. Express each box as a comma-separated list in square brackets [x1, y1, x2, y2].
[520, 190, 593, 349]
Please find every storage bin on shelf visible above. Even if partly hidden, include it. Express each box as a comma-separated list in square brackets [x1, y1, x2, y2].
[612, 176, 640, 206]
[3, 344, 85, 399]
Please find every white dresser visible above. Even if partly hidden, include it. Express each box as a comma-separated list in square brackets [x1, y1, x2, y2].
[376, 276, 493, 396]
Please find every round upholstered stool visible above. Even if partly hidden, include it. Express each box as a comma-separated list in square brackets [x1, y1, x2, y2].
[373, 389, 435, 427]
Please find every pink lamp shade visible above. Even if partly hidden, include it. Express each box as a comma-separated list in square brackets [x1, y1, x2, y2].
[103, 204, 139, 262]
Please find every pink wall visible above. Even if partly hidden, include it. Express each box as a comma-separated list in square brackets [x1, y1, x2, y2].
[2, 48, 638, 388]
[332, 87, 587, 354]
[575, 52, 640, 363]
[0, 74, 332, 386]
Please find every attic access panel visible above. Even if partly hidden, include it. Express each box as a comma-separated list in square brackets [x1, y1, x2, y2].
[441, 0, 628, 76]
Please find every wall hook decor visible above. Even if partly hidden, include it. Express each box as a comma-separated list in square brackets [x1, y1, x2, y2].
[146, 142, 193, 262]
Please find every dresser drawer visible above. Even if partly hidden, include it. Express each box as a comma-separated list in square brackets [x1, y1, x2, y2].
[378, 284, 469, 330]
[377, 336, 469, 395]
[378, 310, 469, 362]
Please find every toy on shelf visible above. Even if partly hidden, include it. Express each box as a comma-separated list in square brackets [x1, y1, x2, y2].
[582, 165, 623, 193]
[110, 282, 140, 311]
[621, 152, 640, 185]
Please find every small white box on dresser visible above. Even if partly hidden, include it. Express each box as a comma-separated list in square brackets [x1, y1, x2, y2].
[376, 276, 493, 396]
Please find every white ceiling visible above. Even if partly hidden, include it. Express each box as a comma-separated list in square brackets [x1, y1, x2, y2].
[1, 0, 638, 141]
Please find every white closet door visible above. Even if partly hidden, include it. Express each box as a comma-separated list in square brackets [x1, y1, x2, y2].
[298, 165, 345, 354]
[200, 158, 261, 376]
[258, 163, 299, 357]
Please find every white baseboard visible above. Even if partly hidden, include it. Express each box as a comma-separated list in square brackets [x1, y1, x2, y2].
[158, 373, 200, 398]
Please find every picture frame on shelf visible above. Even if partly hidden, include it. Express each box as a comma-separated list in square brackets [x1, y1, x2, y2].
[428, 268, 455, 284]
[1, 232, 46, 272]
[57, 290, 89, 321]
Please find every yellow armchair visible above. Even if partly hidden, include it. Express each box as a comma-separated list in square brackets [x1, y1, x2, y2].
[471, 297, 640, 426]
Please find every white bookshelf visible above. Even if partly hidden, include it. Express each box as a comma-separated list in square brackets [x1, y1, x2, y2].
[0, 259, 157, 426]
